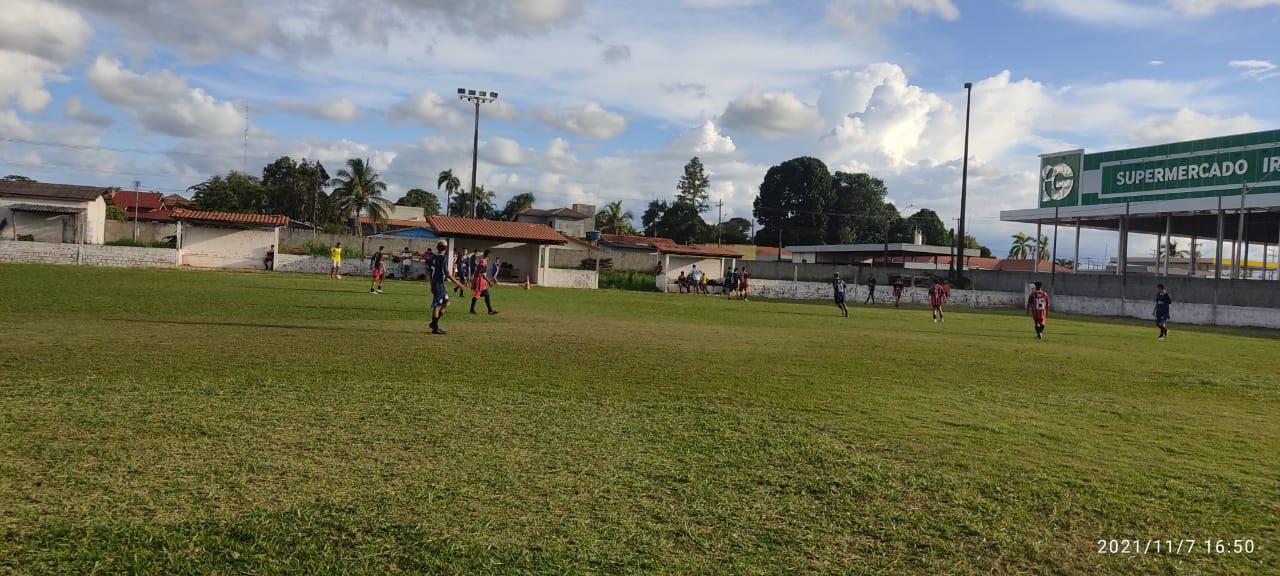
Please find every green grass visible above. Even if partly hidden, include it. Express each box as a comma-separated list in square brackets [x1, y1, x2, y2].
[0, 264, 1276, 575]
[598, 269, 658, 291]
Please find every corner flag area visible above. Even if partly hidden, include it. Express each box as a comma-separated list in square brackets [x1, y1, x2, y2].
[1, 265, 1275, 574]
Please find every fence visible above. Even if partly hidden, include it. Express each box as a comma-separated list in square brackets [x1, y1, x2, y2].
[0, 239, 177, 268]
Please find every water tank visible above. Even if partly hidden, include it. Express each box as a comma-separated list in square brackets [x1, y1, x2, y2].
[585, 230, 602, 242]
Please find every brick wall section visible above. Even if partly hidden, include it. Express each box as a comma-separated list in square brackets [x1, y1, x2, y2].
[0, 240, 176, 268]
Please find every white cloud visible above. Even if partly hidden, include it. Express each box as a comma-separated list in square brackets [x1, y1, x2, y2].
[1131, 107, 1263, 144]
[1229, 59, 1279, 81]
[278, 97, 361, 122]
[86, 54, 246, 138]
[536, 102, 627, 139]
[0, 0, 93, 113]
[64, 96, 114, 127]
[1149, 60, 1165, 66]
[720, 89, 825, 138]
[669, 120, 737, 155]
[481, 136, 525, 166]
[1169, 0, 1280, 16]
[63, 0, 288, 61]
[1021, 0, 1280, 25]
[389, 90, 466, 129]
[681, 0, 768, 6]
[826, 0, 959, 37]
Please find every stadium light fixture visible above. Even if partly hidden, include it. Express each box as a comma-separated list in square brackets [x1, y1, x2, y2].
[458, 87, 500, 217]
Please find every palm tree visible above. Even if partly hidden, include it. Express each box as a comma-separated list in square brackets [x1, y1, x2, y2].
[1156, 240, 1189, 259]
[450, 185, 496, 219]
[595, 201, 635, 234]
[1009, 232, 1032, 259]
[329, 158, 392, 235]
[501, 192, 536, 220]
[1035, 234, 1050, 261]
[437, 169, 461, 217]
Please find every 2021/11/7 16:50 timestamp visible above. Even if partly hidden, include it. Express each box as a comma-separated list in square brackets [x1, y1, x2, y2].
[1096, 539, 1257, 555]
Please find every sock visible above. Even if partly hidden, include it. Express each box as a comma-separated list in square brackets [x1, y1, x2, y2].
[484, 293, 493, 313]
[470, 298, 478, 313]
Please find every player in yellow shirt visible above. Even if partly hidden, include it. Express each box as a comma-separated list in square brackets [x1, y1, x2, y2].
[330, 242, 343, 280]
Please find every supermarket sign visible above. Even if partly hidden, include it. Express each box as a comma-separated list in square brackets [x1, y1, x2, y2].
[1038, 130, 1280, 207]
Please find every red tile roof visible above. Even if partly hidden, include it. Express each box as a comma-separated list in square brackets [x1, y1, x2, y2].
[134, 209, 174, 222]
[163, 194, 194, 207]
[425, 215, 568, 244]
[517, 207, 591, 220]
[600, 234, 742, 258]
[171, 209, 288, 227]
[111, 190, 165, 211]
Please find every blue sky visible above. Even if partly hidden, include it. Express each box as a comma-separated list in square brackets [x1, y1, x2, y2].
[2, 0, 1278, 262]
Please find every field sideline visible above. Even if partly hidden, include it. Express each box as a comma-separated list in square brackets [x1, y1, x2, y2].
[0, 264, 1276, 574]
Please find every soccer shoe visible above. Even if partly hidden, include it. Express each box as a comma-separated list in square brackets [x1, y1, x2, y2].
[488, 310, 499, 315]
[1036, 332, 1042, 340]
[431, 328, 448, 335]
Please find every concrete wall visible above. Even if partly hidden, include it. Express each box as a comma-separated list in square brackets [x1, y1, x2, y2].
[181, 225, 277, 269]
[0, 239, 176, 267]
[105, 220, 176, 244]
[0, 196, 105, 244]
[274, 254, 372, 276]
[596, 247, 663, 272]
[747, 278, 1023, 309]
[541, 268, 598, 289]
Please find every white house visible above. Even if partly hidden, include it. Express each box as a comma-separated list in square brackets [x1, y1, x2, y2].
[515, 205, 594, 239]
[0, 180, 110, 244]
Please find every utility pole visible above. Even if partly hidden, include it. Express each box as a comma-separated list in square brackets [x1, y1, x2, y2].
[953, 82, 973, 283]
[242, 103, 249, 174]
[458, 88, 498, 218]
[132, 180, 141, 242]
[715, 199, 724, 246]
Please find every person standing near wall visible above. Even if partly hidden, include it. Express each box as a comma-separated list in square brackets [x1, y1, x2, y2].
[725, 267, 737, 298]
[864, 275, 877, 304]
[1027, 281, 1050, 340]
[929, 280, 945, 323]
[892, 276, 905, 308]
[330, 242, 343, 280]
[400, 246, 412, 279]
[739, 267, 749, 302]
[264, 244, 275, 271]
[1154, 284, 1173, 339]
[833, 272, 848, 317]
[370, 245, 386, 294]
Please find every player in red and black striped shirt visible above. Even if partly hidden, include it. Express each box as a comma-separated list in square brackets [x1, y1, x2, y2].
[1027, 281, 1050, 339]
[928, 280, 946, 323]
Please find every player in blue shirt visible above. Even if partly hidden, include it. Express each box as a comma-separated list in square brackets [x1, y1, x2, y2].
[832, 272, 848, 317]
[428, 241, 466, 335]
[1154, 284, 1173, 339]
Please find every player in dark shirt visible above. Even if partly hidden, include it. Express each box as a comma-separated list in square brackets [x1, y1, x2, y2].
[369, 245, 386, 294]
[428, 241, 466, 335]
[864, 276, 877, 304]
[833, 272, 848, 317]
[1154, 284, 1173, 339]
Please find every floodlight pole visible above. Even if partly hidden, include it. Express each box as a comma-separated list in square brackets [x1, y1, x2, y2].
[458, 88, 498, 218]
[953, 82, 973, 283]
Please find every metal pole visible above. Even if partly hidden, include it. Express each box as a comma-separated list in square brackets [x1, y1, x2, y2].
[132, 180, 140, 242]
[953, 82, 973, 284]
[1189, 236, 1197, 277]
[469, 100, 480, 218]
[1035, 222, 1043, 271]
[716, 199, 723, 245]
[1215, 193, 1224, 280]
[1232, 184, 1247, 278]
[1163, 214, 1172, 277]
[1051, 208, 1059, 290]
[1073, 218, 1081, 274]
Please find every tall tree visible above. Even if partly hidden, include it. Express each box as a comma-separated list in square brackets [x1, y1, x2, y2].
[1009, 232, 1033, 259]
[675, 157, 711, 213]
[717, 217, 751, 244]
[329, 158, 392, 234]
[595, 201, 636, 235]
[1035, 234, 1050, 261]
[753, 156, 834, 247]
[641, 200, 668, 236]
[657, 201, 706, 244]
[965, 235, 992, 258]
[450, 185, 496, 219]
[188, 171, 262, 213]
[437, 169, 461, 216]
[397, 188, 442, 216]
[501, 192, 536, 220]
[828, 172, 895, 244]
[905, 208, 950, 246]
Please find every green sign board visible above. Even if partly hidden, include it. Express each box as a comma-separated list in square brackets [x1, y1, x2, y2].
[1100, 146, 1280, 199]
[1037, 130, 1280, 207]
[1039, 150, 1082, 208]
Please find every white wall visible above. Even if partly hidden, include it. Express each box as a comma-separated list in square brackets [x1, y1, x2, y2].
[666, 255, 725, 282]
[0, 196, 105, 244]
[541, 268, 598, 289]
[181, 225, 277, 269]
[0, 239, 176, 267]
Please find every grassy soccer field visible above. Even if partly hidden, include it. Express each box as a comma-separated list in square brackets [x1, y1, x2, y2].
[0, 264, 1276, 575]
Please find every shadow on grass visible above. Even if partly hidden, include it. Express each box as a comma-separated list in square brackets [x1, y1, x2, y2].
[108, 318, 382, 333]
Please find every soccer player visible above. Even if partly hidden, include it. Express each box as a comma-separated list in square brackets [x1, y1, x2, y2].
[428, 241, 466, 335]
[739, 267, 750, 301]
[892, 276, 905, 308]
[832, 272, 848, 317]
[454, 249, 470, 296]
[470, 250, 499, 315]
[1027, 281, 1050, 339]
[400, 246, 413, 279]
[330, 242, 343, 279]
[1154, 283, 1173, 339]
[928, 280, 946, 322]
[370, 245, 386, 294]
[724, 267, 737, 298]
[864, 275, 877, 304]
